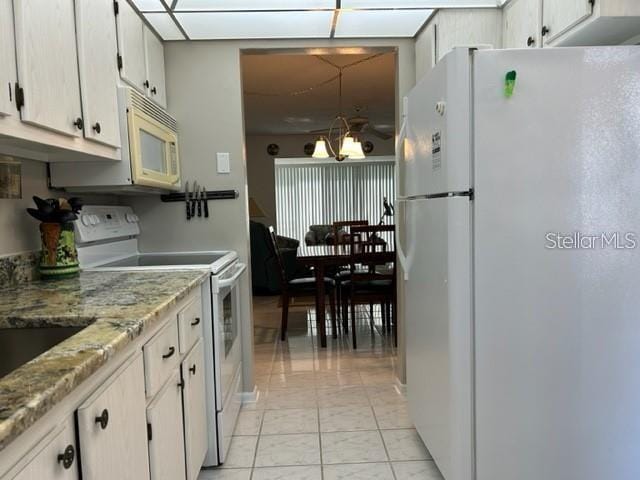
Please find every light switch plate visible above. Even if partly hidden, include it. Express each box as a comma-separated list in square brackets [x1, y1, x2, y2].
[217, 152, 230, 174]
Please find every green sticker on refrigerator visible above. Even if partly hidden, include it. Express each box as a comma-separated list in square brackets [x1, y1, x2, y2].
[504, 70, 517, 98]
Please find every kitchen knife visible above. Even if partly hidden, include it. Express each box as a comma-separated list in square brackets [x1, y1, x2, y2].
[197, 186, 202, 217]
[191, 182, 198, 218]
[202, 186, 209, 218]
[185, 181, 191, 220]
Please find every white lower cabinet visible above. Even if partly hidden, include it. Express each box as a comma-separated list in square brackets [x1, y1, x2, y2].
[181, 339, 208, 480]
[76, 353, 150, 480]
[147, 369, 186, 480]
[1, 291, 208, 480]
[11, 418, 78, 480]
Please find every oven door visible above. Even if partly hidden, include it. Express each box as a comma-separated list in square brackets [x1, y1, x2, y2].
[212, 262, 246, 412]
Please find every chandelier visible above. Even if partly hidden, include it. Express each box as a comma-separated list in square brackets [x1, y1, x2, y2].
[312, 65, 365, 162]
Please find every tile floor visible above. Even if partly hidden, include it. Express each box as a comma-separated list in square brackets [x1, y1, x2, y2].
[199, 296, 443, 480]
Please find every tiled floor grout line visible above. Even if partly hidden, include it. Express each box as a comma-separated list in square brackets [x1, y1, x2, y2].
[248, 393, 267, 478]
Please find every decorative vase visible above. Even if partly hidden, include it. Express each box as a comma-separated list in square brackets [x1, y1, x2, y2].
[39, 222, 79, 278]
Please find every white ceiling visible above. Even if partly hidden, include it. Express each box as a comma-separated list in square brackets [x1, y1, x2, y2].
[241, 52, 395, 135]
[132, 0, 506, 41]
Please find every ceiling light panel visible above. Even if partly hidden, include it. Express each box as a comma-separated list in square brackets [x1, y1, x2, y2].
[174, 0, 335, 11]
[144, 13, 186, 40]
[341, 0, 498, 6]
[131, 0, 166, 12]
[176, 11, 334, 39]
[334, 9, 433, 37]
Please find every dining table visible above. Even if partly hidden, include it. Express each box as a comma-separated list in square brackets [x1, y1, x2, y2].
[296, 244, 354, 348]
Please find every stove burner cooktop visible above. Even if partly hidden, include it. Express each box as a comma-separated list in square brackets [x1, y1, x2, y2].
[100, 253, 228, 268]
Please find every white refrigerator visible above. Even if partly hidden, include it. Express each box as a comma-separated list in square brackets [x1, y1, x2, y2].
[399, 46, 640, 480]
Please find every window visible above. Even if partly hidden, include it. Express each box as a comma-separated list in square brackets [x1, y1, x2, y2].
[275, 156, 395, 243]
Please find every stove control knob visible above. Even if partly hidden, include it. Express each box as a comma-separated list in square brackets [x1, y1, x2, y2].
[133, 214, 139, 222]
[90, 215, 100, 225]
[125, 213, 133, 223]
[81, 215, 91, 227]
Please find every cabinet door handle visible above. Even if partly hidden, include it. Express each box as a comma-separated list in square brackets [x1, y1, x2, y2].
[92, 122, 101, 134]
[527, 36, 535, 47]
[541, 25, 550, 37]
[151, 86, 157, 95]
[95, 409, 109, 430]
[73, 117, 84, 130]
[57, 444, 75, 469]
[189, 364, 196, 375]
[191, 317, 201, 326]
[143, 80, 150, 89]
[162, 346, 175, 359]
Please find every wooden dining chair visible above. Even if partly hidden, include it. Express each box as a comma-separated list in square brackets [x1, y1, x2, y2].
[332, 220, 369, 328]
[341, 225, 396, 349]
[332, 220, 369, 246]
[268, 226, 337, 341]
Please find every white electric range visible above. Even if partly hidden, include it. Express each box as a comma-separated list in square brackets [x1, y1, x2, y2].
[75, 205, 245, 466]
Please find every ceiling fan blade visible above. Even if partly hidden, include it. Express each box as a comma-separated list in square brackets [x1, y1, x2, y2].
[308, 128, 331, 135]
[367, 126, 393, 140]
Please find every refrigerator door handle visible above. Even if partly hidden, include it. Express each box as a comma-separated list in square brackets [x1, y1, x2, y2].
[395, 98, 410, 280]
[396, 202, 416, 281]
[395, 100, 409, 202]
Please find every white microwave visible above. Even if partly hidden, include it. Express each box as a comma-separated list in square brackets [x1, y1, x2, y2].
[50, 88, 181, 193]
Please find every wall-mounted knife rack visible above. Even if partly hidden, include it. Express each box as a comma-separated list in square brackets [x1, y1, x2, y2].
[160, 189, 239, 202]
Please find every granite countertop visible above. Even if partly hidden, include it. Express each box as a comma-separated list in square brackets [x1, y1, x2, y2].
[0, 270, 209, 451]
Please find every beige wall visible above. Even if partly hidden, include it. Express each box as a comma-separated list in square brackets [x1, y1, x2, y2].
[0, 159, 58, 256]
[0, 158, 115, 257]
[246, 133, 395, 228]
[126, 38, 414, 391]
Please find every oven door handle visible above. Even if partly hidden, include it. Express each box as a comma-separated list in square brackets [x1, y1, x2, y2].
[218, 262, 247, 288]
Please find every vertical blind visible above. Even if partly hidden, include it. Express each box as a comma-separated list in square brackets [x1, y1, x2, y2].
[275, 157, 395, 243]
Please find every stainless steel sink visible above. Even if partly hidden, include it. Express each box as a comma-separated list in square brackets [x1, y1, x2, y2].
[0, 326, 85, 380]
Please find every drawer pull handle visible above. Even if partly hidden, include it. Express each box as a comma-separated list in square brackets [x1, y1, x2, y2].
[191, 317, 201, 326]
[57, 444, 75, 469]
[95, 409, 109, 430]
[189, 364, 196, 375]
[162, 346, 175, 359]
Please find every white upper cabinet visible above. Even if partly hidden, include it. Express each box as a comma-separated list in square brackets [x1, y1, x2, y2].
[116, 0, 148, 93]
[0, 0, 16, 116]
[435, 9, 503, 62]
[144, 27, 167, 108]
[415, 22, 436, 82]
[12, 0, 83, 136]
[76, 354, 150, 480]
[75, 0, 121, 148]
[542, 0, 593, 43]
[503, 0, 542, 48]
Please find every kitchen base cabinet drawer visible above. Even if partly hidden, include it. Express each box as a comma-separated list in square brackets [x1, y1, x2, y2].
[76, 353, 149, 480]
[147, 369, 186, 480]
[177, 294, 203, 354]
[182, 339, 208, 480]
[10, 417, 78, 480]
[143, 321, 180, 398]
